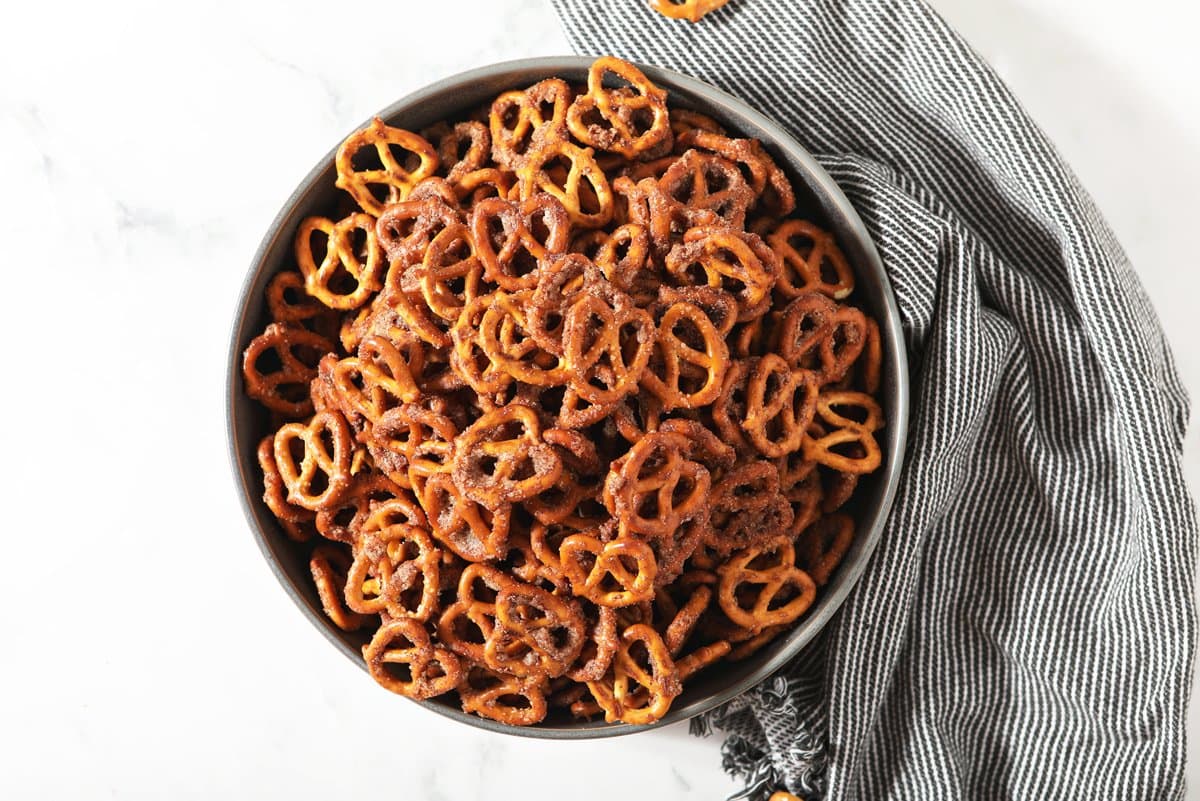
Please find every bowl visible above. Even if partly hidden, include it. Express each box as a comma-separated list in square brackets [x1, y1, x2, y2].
[226, 56, 909, 738]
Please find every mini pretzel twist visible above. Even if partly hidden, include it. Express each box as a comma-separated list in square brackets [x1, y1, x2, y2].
[602, 431, 710, 539]
[707, 460, 795, 555]
[257, 435, 316, 542]
[675, 128, 796, 216]
[345, 523, 442, 621]
[717, 539, 816, 633]
[567, 56, 672, 160]
[640, 301, 730, 410]
[309, 545, 367, 632]
[487, 581, 587, 678]
[586, 623, 682, 725]
[769, 219, 855, 300]
[458, 666, 549, 725]
[659, 151, 755, 235]
[649, 0, 730, 23]
[243, 323, 332, 417]
[362, 618, 462, 699]
[375, 196, 463, 265]
[777, 292, 868, 383]
[665, 225, 780, 321]
[517, 138, 614, 229]
[336, 118, 438, 216]
[330, 335, 421, 424]
[801, 391, 884, 474]
[315, 473, 410, 544]
[796, 513, 855, 586]
[294, 212, 384, 310]
[741, 354, 820, 458]
[470, 194, 570, 291]
[424, 120, 491, 184]
[489, 78, 572, 168]
[451, 404, 563, 504]
[559, 534, 658, 607]
[272, 410, 353, 511]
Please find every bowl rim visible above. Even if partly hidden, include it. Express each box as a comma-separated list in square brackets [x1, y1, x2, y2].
[226, 55, 909, 739]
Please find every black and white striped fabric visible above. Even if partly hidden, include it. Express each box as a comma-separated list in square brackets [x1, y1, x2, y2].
[549, 1, 1198, 798]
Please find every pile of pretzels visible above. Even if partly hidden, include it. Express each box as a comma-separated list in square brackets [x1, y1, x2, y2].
[243, 56, 885, 726]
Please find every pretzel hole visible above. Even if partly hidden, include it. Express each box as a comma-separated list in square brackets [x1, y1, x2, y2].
[672, 474, 698, 505]
[253, 347, 283, 376]
[637, 494, 661, 520]
[577, 180, 602, 216]
[497, 693, 533, 710]
[331, 505, 358, 528]
[829, 401, 870, 426]
[465, 574, 499, 605]
[787, 235, 815, 260]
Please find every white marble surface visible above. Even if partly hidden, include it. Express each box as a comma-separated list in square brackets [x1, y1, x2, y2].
[0, 0, 1196, 798]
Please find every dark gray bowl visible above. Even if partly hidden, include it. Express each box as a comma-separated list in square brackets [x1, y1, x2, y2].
[226, 56, 909, 739]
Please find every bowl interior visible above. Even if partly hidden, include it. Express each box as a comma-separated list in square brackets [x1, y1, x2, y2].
[227, 57, 908, 738]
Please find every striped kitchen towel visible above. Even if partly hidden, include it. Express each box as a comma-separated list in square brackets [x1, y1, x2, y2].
[549, 1, 1198, 798]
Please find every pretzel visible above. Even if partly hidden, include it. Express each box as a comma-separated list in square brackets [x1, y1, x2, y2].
[741, 355, 819, 458]
[363, 618, 462, 699]
[649, 0, 730, 23]
[329, 335, 421, 424]
[566, 605, 620, 683]
[769, 219, 855, 299]
[659, 151, 754, 234]
[335, 118, 438, 216]
[567, 56, 672, 160]
[641, 301, 730, 409]
[420, 471, 511, 561]
[559, 267, 655, 409]
[593, 223, 660, 304]
[476, 291, 570, 388]
[675, 129, 796, 217]
[560, 534, 658, 607]
[517, 139, 614, 229]
[452, 404, 563, 504]
[264, 270, 340, 339]
[488, 580, 586, 678]
[375, 196, 462, 265]
[796, 513, 854, 586]
[708, 460, 795, 555]
[257, 435, 316, 542]
[407, 222, 486, 322]
[345, 524, 441, 621]
[802, 391, 884, 474]
[367, 402, 457, 486]
[424, 120, 490, 184]
[470, 194, 570, 291]
[525, 428, 603, 525]
[489, 78, 572, 168]
[586, 623, 682, 725]
[243, 323, 332, 417]
[315, 473, 409, 544]
[603, 431, 710, 539]
[777, 292, 868, 383]
[294, 212, 384, 310]
[458, 666, 549, 725]
[717, 539, 816, 633]
[310, 545, 367, 632]
[272, 410, 353, 511]
[665, 225, 779, 321]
